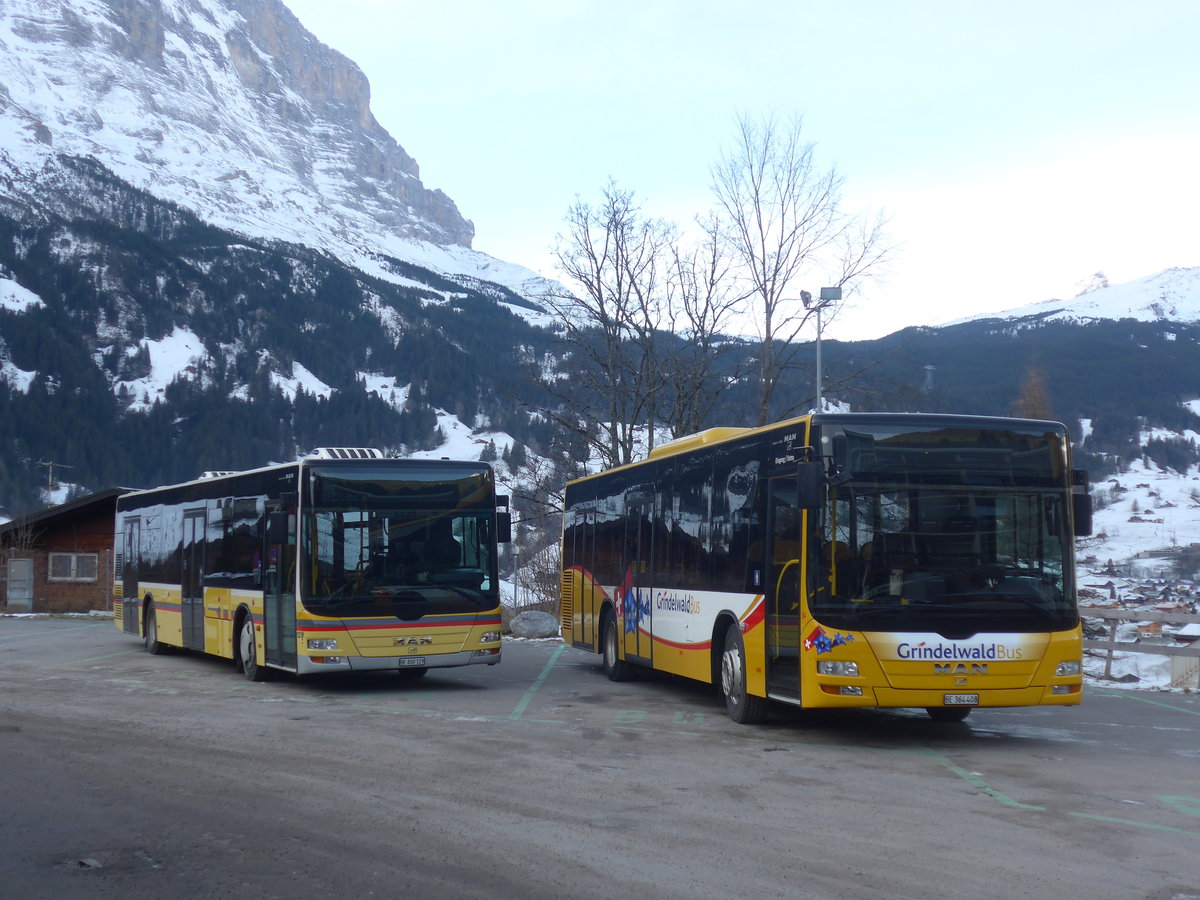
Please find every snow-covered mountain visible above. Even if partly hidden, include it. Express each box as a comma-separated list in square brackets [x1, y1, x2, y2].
[950, 267, 1200, 328]
[1, 0, 1198, 618]
[0, 0, 549, 299]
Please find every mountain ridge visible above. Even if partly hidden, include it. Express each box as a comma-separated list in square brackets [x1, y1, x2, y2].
[0, 0, 550, 291]
[947, 267, 1200, 329]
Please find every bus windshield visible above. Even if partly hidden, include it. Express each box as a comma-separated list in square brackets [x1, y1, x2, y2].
[811, 422, 1077, 635]
[301, 465, 498, 618]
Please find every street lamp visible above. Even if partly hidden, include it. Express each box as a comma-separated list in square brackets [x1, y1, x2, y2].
[801, 287, 841, 412]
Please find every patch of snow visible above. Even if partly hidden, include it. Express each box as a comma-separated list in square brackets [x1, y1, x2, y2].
[405, 409, 513, 469]
[1, 357, 37, 393]
[0, 275, 43, 313]
[358, 372, 410, 412]
[271, 361, 332, 400]
[1083, 650, 1172, 690]
[118, 326, 211, 412]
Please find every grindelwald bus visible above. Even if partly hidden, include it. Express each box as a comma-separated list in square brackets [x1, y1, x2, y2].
[560, 413, 1092, 723]
[115, 449, 510, 680]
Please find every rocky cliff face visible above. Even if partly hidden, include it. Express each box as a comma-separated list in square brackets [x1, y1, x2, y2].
[0, 0, 474, 248]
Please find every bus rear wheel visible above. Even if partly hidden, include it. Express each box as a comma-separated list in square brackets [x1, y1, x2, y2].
[720, 627, 767, 724]
[601, 609, 633, 682]
[144, 607, 168, 655]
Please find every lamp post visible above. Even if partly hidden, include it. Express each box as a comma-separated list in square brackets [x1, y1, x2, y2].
[801, 287, 841, 412]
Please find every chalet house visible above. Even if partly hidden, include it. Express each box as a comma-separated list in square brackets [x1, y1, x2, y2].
[0, 489, 126, 613]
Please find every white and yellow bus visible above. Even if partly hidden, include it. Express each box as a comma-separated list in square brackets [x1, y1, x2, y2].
[560, 413, 1091, 722]
[115, 449, 510, 680]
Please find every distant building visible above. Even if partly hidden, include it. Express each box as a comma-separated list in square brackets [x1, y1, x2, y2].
[0, 489, 126, 613]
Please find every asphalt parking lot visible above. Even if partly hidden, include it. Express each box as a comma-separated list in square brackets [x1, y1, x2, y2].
[2, 615, 1198, 899]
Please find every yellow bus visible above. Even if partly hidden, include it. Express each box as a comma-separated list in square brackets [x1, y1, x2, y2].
[560, 414, 1091, 722]
[115, 449, 510, 680]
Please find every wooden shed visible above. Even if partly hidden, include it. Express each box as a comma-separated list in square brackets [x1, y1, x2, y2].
[0, 489, 126, 613]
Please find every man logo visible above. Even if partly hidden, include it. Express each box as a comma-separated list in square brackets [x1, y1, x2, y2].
[394, 636, 433, 646]
[935, 663, 987, 675]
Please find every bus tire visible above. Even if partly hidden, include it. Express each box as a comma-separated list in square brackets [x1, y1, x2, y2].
[601, 609, 633, 682]
[926, 706, 970, 722]
[237, 615, 269, 682]
[144, 605, 168, 655]
[720, 627, 767, 724]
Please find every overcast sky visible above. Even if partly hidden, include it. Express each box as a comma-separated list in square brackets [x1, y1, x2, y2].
[283, 0, 1199, 339]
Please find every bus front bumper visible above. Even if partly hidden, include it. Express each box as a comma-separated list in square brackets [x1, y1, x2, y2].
[296, 647, 501, 675]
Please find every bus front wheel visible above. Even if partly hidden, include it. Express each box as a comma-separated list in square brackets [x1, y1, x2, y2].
[720, 627, 767, 724]
[601, 609, 633, 682]
[238, 617, 269, 682]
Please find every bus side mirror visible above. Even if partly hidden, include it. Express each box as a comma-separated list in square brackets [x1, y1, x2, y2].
[796, 461, 823, 509]
[1072, 470, 1092, 537]
[497, 512, 512, 544]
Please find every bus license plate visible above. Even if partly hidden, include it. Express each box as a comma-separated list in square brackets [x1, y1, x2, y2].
[944, 693, 979, 706]
[398, 657, 426, 668]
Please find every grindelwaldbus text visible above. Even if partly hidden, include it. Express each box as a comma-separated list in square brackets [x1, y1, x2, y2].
[559, 414, 1091, 722]
[114, 450, 510, 680]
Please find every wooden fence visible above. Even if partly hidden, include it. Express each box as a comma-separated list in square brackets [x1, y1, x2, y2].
[1080, 607, 1200, 688]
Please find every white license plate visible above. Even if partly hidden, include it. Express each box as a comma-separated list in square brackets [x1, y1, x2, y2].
[398, 657, 426, 668]
[944, 693, 979, 706]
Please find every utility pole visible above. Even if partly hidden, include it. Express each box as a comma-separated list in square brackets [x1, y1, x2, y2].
[38, 460, 72, 493]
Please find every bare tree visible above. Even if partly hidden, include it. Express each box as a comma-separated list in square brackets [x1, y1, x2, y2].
[711, 113, 890, 425]
[658, 212, 750, 438]
[537, 181, 675, 469]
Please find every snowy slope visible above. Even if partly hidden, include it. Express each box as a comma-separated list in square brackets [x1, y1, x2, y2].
[949, 267, 1200, 328]
[1081, 456, 1200, 571]
[0, 0, 557, 305]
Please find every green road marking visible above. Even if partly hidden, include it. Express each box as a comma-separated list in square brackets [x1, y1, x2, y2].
[918, 748, 1200, 834]
[1089, 687, 1200, 717]
[1068, 811, 1199, 835]
[1157, 795, 1200, 818]
[613, 709, 647, 725]
[917, 747, 1044, 810]
[509, 643, 566, 720]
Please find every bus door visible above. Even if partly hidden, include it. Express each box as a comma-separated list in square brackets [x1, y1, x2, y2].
[181, 509, 205, 651]
[765, 476, 802, 696]
[263, 506, 297, 670]
[566, 508, 599, 649]
[121, 517, 140, 634]
[621, 493, 654, 665]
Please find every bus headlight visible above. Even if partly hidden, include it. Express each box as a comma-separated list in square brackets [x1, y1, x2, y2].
[1056, 661, 1081, 676]
[308, 639, 339, 651]
[480, 632, 501, 643]
[817, 660, 859, 677]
